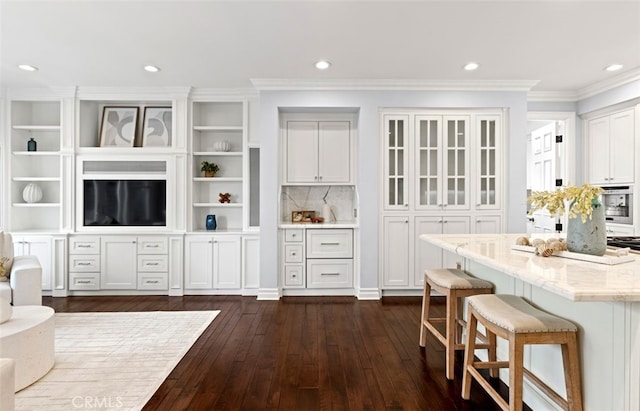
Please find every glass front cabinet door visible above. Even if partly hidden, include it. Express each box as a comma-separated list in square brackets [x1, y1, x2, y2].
[475, 115, 501, 210]
[383, 115, 409, 211]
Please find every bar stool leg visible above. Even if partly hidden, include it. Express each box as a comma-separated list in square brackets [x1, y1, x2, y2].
[461, 311, 478, 400]
[488, 330, 498, 378]
[419, 281, 432, 347]
[562, 333, 583, 411]
[445, 289, 456, 380]
[509, 335, 525, 411]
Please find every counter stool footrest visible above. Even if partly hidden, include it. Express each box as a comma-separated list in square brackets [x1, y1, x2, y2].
[467, 367, 510, 411]
[472, 360, 509, 370]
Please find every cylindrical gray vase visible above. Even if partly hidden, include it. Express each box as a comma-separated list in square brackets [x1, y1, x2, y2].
[566, 204, 607, 256]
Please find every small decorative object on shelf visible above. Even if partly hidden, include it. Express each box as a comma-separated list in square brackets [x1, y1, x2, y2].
[27, 137, 37, 151]
[205, 214, 217, 231]
[528, 184, 606, 256]
[213, 141, 230, 152]
[292, 210, 315, 223]
[200, 161, 219, 178]
[218, 193, 231, 203]
[22, 183, 43, 203]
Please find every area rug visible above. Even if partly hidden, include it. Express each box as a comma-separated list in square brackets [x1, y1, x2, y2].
[15, 310, 219, 411]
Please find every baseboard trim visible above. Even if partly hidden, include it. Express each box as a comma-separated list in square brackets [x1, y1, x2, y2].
[357, 288, 381, 300]
[257, 288, 281, 300]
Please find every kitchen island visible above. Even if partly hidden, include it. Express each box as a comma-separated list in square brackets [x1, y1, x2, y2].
[420, 233, 640, 411]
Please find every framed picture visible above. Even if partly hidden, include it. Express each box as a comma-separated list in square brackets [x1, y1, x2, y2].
[292, 210, 315, 223]
[99, 106, 139, 147]
[142, 107, 172, 147]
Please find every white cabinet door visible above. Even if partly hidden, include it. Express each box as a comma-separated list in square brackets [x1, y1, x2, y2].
[185, 236, 214, 289]
[587, 116, 610, 185]
[442, 216, 470, 269]
[475, 115, 501, 210]
[382, 216, 410, 287]
[286, 121, 318, 183]
[101, 236, 137, 289]
[242, 236, 260, 290]
[318, 121, 350, 183]
[609, 108, 635, 183]
[442, 116, 470, 210]
[383, 115, 410, 211]
[474, 215, 501, 234]
[414, 217, 445, 286]
[13, 235, 52, 291]
[415, 116, 443, 210]
[213, 236, 241, 289]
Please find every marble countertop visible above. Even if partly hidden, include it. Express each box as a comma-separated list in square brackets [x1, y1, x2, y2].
[279, 222, 358, 229]
[420, 233, 640, 302]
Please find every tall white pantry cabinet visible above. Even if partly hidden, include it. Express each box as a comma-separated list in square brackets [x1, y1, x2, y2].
[380, 110, 505, 290]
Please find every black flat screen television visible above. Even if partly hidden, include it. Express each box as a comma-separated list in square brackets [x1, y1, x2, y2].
[84, 180, 166, 226]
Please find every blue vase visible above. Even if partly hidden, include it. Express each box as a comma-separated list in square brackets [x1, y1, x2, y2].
[205, 214, 217, 231]
[567, 202, 606, 256]
[27, 138, 37, 151]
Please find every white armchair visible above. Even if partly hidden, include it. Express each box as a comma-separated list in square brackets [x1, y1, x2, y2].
[5, 256, 43, 306]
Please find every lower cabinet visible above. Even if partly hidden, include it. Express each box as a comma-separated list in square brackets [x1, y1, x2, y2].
[184, 234, 241, 290]
[13, 235, 53, 291]
[68, 235, 169, 292]
[281, 227, 354, 291]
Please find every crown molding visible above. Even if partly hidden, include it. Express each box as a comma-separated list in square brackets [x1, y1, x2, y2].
[576, 67, 640, 100]
[527, 90, 579, 102]
[6, 86, 77, 100]
[251, 78, 540, 92]
[189, 87, 259, 100]
[75, 86, 192, 100]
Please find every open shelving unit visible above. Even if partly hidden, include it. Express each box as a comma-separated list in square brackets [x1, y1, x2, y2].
[190, 100, 247, 231]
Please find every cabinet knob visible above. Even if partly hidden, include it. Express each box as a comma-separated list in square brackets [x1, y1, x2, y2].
[291, 252, 296, 256]
[292, 234, 296, 237]
[292, 274, 297, 278]
[443, 220, 448, 223]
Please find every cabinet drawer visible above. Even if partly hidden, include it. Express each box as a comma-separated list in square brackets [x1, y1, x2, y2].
[284, 265, 304, 287]
[69, 254, 100, 272]
[284, 244, 303, 263]
[306, 229, 353, 259]
[69, 237, 100, 254]
[306, 259, 353, 288]
[138, 274, 168, 290]
[137, 237, 169, 254]
[69, 273, 100, 290]
[137, 255, 169, 272]
[284, 229, 303, 242]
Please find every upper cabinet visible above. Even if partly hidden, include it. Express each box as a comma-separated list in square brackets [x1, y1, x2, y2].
[586, 108, 635, 185]
[283, 119, 353, 185]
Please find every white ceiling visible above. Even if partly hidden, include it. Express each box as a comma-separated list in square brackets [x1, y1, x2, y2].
[1, 0, 639, 94]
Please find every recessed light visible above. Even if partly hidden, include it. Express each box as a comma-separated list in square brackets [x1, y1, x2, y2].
[605, 64, 623, 72]
[315, 60, 331, 70]
[464, 62, 479, 71]
[144, 65, 161, 73]
[18, 64, 38, 72]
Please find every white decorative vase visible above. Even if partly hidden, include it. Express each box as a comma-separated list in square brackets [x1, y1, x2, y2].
[213, 141, 230, 152]
[322, 204, 334, 223]
[22, 183, 43, 203]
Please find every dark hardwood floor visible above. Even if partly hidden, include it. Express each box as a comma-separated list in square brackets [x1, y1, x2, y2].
[43, 295, 517, 410]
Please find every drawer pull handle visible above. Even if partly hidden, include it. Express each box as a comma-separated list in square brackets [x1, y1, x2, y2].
[77, 280, 91, 284]
[146, 280, 159, 284]
[146, 262, 159, 266]
[320, 242, 340, 246]
[77, 262, 92, 266]
[77, 244, 91, 248]
[321, 272, 340, 276]
[146, 244, 160, 248]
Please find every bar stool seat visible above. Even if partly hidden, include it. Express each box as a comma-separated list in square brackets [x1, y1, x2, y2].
[420, 268, 494, 380]
[462, 294, 583, 411]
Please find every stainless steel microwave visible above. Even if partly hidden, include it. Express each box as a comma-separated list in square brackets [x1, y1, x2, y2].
[602, 186, 633, 224]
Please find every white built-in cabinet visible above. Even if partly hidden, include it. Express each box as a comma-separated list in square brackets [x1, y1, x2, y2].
[12, 235, 52, 291]
[184, 234, 241, 291]
[283, 120, 353, 185]
[380, 110, 504, 290]
[586, 108, 635, 185]
[190, 100, 247, 231]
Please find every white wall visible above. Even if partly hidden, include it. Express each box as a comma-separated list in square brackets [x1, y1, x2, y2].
[259, 89, 528, 292]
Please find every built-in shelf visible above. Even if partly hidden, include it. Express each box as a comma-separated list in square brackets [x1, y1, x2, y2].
[12, 125, 61, 131]
[193, 203, 243, 208]
[193, 126, 243, 131]
[193, 177, 242, 182]
[193, 151, 243, 156]
[12, 151, 61, 156]
[13, 177, 61, 182]
[12, 203, 61, 208]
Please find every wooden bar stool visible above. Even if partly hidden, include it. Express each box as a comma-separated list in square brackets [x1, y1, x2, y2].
[420, 268, 494, 380]
[462, 294, 583, 411]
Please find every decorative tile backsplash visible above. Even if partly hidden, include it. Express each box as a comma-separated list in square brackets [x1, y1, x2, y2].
[281, 186, 357, 223]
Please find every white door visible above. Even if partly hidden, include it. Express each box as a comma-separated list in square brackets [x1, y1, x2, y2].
[442, 216, 470, 268]
[318, 121, 350, 183]
[529, 122, 558, 234]
[185, 236, 214, 289]
[213, 236, 241, 289]
[414, 216, 445, 285]
[286, 121, 318, 183]
[382, 216, 410, 287]
[587, 116, 610, 185]
[609, 108, 635, 183]
[101, 236, 137, 289]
